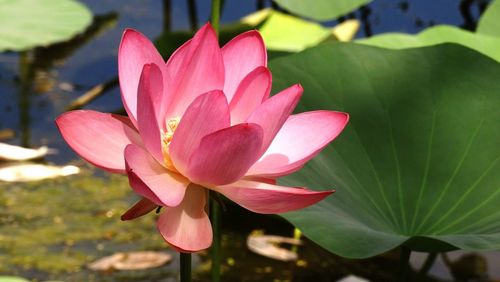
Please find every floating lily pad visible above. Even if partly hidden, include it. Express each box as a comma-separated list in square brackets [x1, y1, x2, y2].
[356, 25, 500, 62]
[270, 42, 500, 258]
[273, 0, 371, 21]
[477, 0, 500, 37]
[0, 0, 92, 52]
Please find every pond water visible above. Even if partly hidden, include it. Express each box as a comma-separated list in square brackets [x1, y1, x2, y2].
[0, 0, 496, 281]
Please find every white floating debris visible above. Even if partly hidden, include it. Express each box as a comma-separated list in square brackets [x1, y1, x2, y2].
[88, 251, 172, 271]
[0, 142, 54, 161]
[0, 163, 79, 182]
[247, 234, 302, 262]
[337, 275, 370, 282]
[59, 82, 75, 92]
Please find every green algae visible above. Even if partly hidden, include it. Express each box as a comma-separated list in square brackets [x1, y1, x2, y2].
[0, 166, 167, 277]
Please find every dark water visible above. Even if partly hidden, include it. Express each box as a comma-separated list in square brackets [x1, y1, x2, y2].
[0, 0, 495, 281]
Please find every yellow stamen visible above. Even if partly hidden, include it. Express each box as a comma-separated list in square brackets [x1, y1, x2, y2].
[161, 117, 180, 172]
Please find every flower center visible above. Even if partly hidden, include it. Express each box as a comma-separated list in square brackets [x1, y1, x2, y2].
[161, 117, 180, 172]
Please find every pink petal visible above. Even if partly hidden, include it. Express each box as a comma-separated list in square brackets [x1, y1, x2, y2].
[246, 84, 302, 156]
[213, 180, 334, 214]
[121, 198, 157, 221]
[137, 63, 164, 165]
[187, 123, 263, 186]
[169, 90, 230, 174]
[222, 30, 267, 102]
[157, 184, 212, 252]
[242, 176, 277, 185]
[229, 66, 272, 124]
[163, 39, 191, 122]
[165, 39, 192, 81]
[248, 111, 349, 177]
[125, 144, 189, 207]
[166, 23, 224, 117]
[118, 29, 166, 127]
[55, 110, 141, 174]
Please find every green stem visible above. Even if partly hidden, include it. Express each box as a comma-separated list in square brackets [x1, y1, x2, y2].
[399, 246, 412, 282]
[187, 0, 198, 30]
[210, 0, 221, 36]
[210, 191, 221, 282]
[18, 51, 32, 148]
[180, 253, 192, 282]
[162, 0, 171, 33]
[419, 252, 438, 275]
[209, 1, 222, 281]
[290, 228, 301, 254]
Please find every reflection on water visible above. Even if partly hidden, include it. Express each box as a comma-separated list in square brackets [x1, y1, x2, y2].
[17, 52, 31, 148]
[0, 0, 495, 281]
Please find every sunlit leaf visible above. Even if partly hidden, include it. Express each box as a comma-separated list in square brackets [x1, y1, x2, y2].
[0, 0, 92, 52]
[270, 42, 500, 258]
[477, 0, 500, 37]
[257, 10, 332, 52]
[332, 19, 360, 42]
[155, 9, 350, 56]
[273, 0, 371, 21]
[356, 25, 500, 62]
[0, 277, 29, 282]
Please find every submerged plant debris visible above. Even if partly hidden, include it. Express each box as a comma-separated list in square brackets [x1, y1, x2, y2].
[87, 251, 172, 271]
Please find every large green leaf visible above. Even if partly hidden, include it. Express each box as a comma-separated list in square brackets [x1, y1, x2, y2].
[270, 42, 500, 258]
[0, 0, 92, 52]
[273, 0, 371, 21]
[356, 25, 500, 62]
[477, 0, 500, 37]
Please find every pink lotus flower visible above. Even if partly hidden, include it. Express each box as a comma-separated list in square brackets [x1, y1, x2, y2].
[56, 23, 348, 252]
